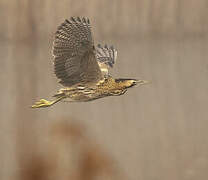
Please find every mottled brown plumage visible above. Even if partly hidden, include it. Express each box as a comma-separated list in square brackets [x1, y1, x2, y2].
[53, 17, 103, 86]
[32, 17, 148, 108]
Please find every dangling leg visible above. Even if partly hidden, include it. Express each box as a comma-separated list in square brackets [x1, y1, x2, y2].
[31, 96, 65, 108]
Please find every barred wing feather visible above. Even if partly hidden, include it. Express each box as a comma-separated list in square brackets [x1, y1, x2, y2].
[52, 17, 103, 87]
[96, 44, 117, 75]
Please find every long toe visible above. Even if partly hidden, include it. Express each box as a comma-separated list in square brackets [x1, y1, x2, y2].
[39, 99, 49, 103]
[31, 99, 52, 108]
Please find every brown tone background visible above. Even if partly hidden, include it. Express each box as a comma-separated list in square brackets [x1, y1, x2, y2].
[0, 0, 208, 179]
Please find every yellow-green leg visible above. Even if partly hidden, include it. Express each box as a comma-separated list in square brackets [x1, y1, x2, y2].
[31, 96, 64, 108]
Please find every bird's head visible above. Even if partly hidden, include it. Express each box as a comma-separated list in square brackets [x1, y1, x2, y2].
[110, 78, 148, 96]
[115, 78, 149, 88]
[109, 79, 148, 96]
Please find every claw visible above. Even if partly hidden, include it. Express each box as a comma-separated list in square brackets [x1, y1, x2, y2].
[31, 96, 65, 108]
[31, 99, 52, 108]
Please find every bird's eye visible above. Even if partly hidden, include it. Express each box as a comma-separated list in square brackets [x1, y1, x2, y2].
[133, 81, 137, 85]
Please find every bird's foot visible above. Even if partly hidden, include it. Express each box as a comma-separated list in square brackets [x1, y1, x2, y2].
[31, 99, 53, 108]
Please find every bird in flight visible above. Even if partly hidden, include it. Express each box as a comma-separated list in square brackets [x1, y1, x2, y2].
[32, 17, 148, 108]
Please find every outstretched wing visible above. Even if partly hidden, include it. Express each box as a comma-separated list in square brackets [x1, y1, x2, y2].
[52, 17, 103, 87]
[96, 44, 117, 74]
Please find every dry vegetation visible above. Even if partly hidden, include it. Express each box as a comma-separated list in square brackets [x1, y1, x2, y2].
[19, 121, 126, 180]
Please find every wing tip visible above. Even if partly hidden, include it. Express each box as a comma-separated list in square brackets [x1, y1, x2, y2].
[62, 16, 91, 25]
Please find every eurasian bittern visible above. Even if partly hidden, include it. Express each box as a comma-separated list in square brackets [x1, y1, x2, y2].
[32, 17, 148, 108]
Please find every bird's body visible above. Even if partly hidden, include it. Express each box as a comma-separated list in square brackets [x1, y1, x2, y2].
[53, 77, 144, 102]
[32, 17, 148, 108]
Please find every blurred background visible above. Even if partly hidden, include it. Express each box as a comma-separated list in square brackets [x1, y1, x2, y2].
[1, 0, 208, 179]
